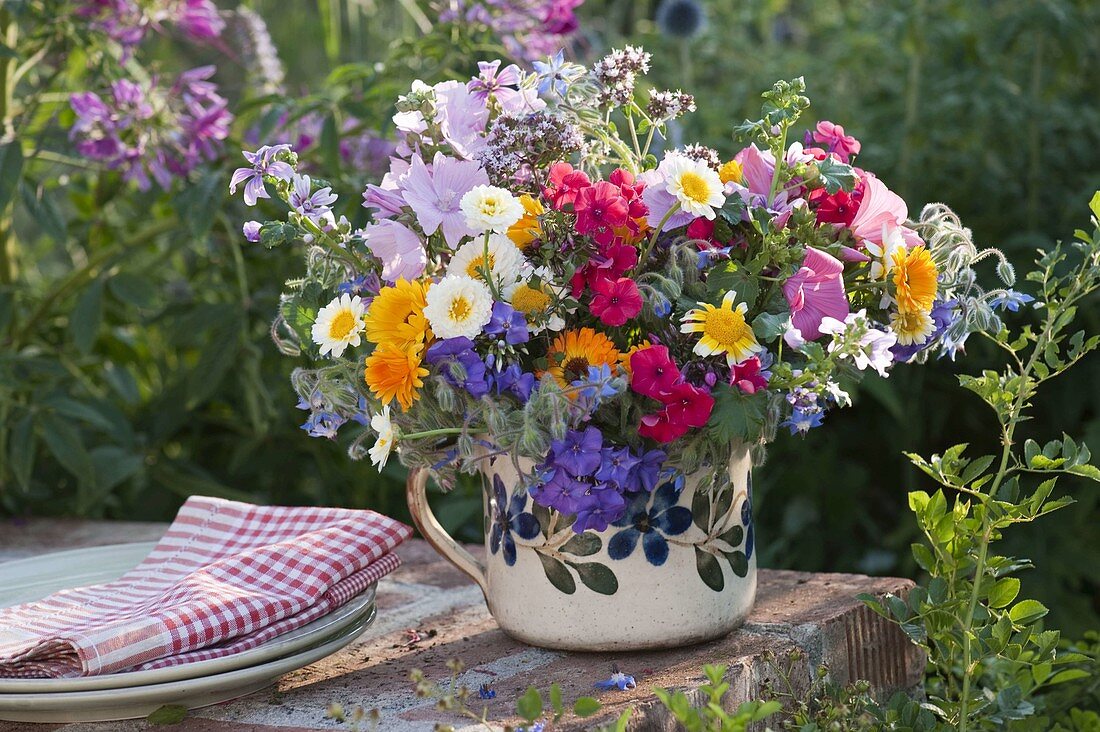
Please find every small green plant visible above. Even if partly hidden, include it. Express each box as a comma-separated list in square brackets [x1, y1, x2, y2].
[653, 663, 781, 731]
[863, 192, 1100, 730]
[407, 658, 603, 731]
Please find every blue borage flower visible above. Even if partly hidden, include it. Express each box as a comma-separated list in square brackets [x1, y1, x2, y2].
[489, 474, 540, 566]
[477, 683, 496, 700]
[594, 666, 637, 691]
[607, 477, 693, 566]
[991, 289, 1035, 312]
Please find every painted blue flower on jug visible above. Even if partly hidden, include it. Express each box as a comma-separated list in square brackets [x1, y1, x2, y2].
[607, 476, 692, 566]
[489, 474, 540, 566]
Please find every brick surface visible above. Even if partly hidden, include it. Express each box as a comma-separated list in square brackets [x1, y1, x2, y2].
[0, 520, 924, 731]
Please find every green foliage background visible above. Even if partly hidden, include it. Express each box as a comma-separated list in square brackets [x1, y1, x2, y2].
[1, 0, 1097, 634]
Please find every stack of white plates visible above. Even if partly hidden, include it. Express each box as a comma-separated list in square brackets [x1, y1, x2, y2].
[0, 543, 377, 723]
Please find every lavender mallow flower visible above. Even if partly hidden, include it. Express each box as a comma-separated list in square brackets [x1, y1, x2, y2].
[400, 152, 489, 248]
[230, 144, 294, 205]
[289, 174, 338, 224]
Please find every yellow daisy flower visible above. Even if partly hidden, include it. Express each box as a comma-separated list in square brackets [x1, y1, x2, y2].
[507, 194, 545, 249]
[891, 246, 938, 314]
[680, 290, 762, 366]
[364, 278, 431, 353]
[364, 344, 428, 411]
[545, 328, 620, 388]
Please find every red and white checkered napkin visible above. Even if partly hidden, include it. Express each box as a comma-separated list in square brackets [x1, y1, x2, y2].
[0, 496, 412, 678]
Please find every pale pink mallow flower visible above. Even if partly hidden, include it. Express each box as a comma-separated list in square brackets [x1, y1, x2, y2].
[849, 175, 922, 248]
[400, 152, 489, 248]
[782, 246, 850, 341]
[362, 157, 410, 218]
[433, 81, 489, 160]
[363, 219, 426, 282]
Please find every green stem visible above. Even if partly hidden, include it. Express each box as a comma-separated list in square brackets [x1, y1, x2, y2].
[480, 230, 499, 299]
[0, 8, 18, 286]
[636, 202, 681, 269]
[402, 427, 466, 441]
[766, 126, 788, 207]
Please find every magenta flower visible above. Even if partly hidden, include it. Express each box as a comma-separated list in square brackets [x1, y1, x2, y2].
[400, 152, 489, 248]
[733, 144, 776, 196]
[363, 219, 426, 282]
[230, 144, 294, 206]
[782, 247, 850, 341]
[811, 121, 861, 163]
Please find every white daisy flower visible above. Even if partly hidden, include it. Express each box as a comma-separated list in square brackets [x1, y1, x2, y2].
[890, 308, 936, 346]
[661, 154, 725, 219]
[460, 184, 525, 233]
[422, 275, 494, 339]
[310, 293, 366, 358]
[368, 406, 395, 469]
[447, 233, 525, 290]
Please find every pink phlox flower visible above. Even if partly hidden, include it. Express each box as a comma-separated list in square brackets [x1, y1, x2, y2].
[812, 121, 861, 163]
[629, 346, 682, 399]
[782, 246, 850, 341]
[731, 356, 769, 394]
[545, 161, 592, 209]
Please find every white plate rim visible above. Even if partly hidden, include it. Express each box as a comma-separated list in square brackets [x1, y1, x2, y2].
[0, 542, 377, 692]
[0, 606, 375, 720]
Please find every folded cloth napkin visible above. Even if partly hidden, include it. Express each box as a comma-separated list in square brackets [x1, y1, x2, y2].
[0, 496, 412, 678]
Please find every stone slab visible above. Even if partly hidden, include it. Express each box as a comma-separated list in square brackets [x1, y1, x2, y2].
[0, 520, 924, 731]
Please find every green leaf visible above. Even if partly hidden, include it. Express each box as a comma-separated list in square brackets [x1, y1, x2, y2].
[320, 112, 342, 175]
[146, 704, 187, 725]
[705, 261, 760, 309]
[108, 272, 158, 310]
[723, 550, 750, 578]
[91, 446, 144, 492]
[573, 697, 602, 717]
[69, 280, 104, 354]
[695, 548, 725, 591]
[39, 414, 94, 487]
[1008, 599, 1049, 625]
[260, 221, 301, 249]
[560, 532, 601, 556]
[0, 142, 24, 211]
[8, 414, 35, 490]
[45, 396, 115, 433]
[20, 182, 66, 242]
[1048, 669, 1091, 685]
[750, 311, 790, 342]
[537, 552, 575, 594]
[815, 156, 857, 194]
[548, 683, 563, 717]
[707, 384, 767, 443]
[567, 561, 618, 595]
[987, 577, 1020, 608]
[516, 686, 543, 722]
[1068, 463, 1100, 482]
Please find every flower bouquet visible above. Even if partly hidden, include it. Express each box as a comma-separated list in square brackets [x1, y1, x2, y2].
[233, 51, 1013, 649]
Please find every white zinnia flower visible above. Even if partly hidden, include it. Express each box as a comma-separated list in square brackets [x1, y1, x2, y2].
[422, 275, 494, 339]
[890, 308, 936, 347]
[661, 154, 725, 219]
[460, 184, 525, 232]
[310, 294, 366, 358]
[447, 233, 525, 290]
[368, 406, 395, 469]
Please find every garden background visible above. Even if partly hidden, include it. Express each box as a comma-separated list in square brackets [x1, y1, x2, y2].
[1, 0, 1097, 637]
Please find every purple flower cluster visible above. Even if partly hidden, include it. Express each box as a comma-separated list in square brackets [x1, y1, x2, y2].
[439, 0, 584, 62]
[76, 0, 223, 54]
[70, 66, 232, 190]
[427, 335, 536, 402]
[530, 427, 666, 533]
[478, 110, 584, 183]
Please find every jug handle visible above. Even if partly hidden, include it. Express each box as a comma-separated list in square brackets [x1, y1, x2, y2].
[406, 467, 488, 596]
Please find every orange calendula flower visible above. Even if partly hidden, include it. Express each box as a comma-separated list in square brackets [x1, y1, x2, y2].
[545, 328, 620, 388]
[506, 194, 544, 249]
[891, 246, 938, 313]
[364, 278, 431, 352]
[718, 159, 743, 185]
[364, 344, 428, 411]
